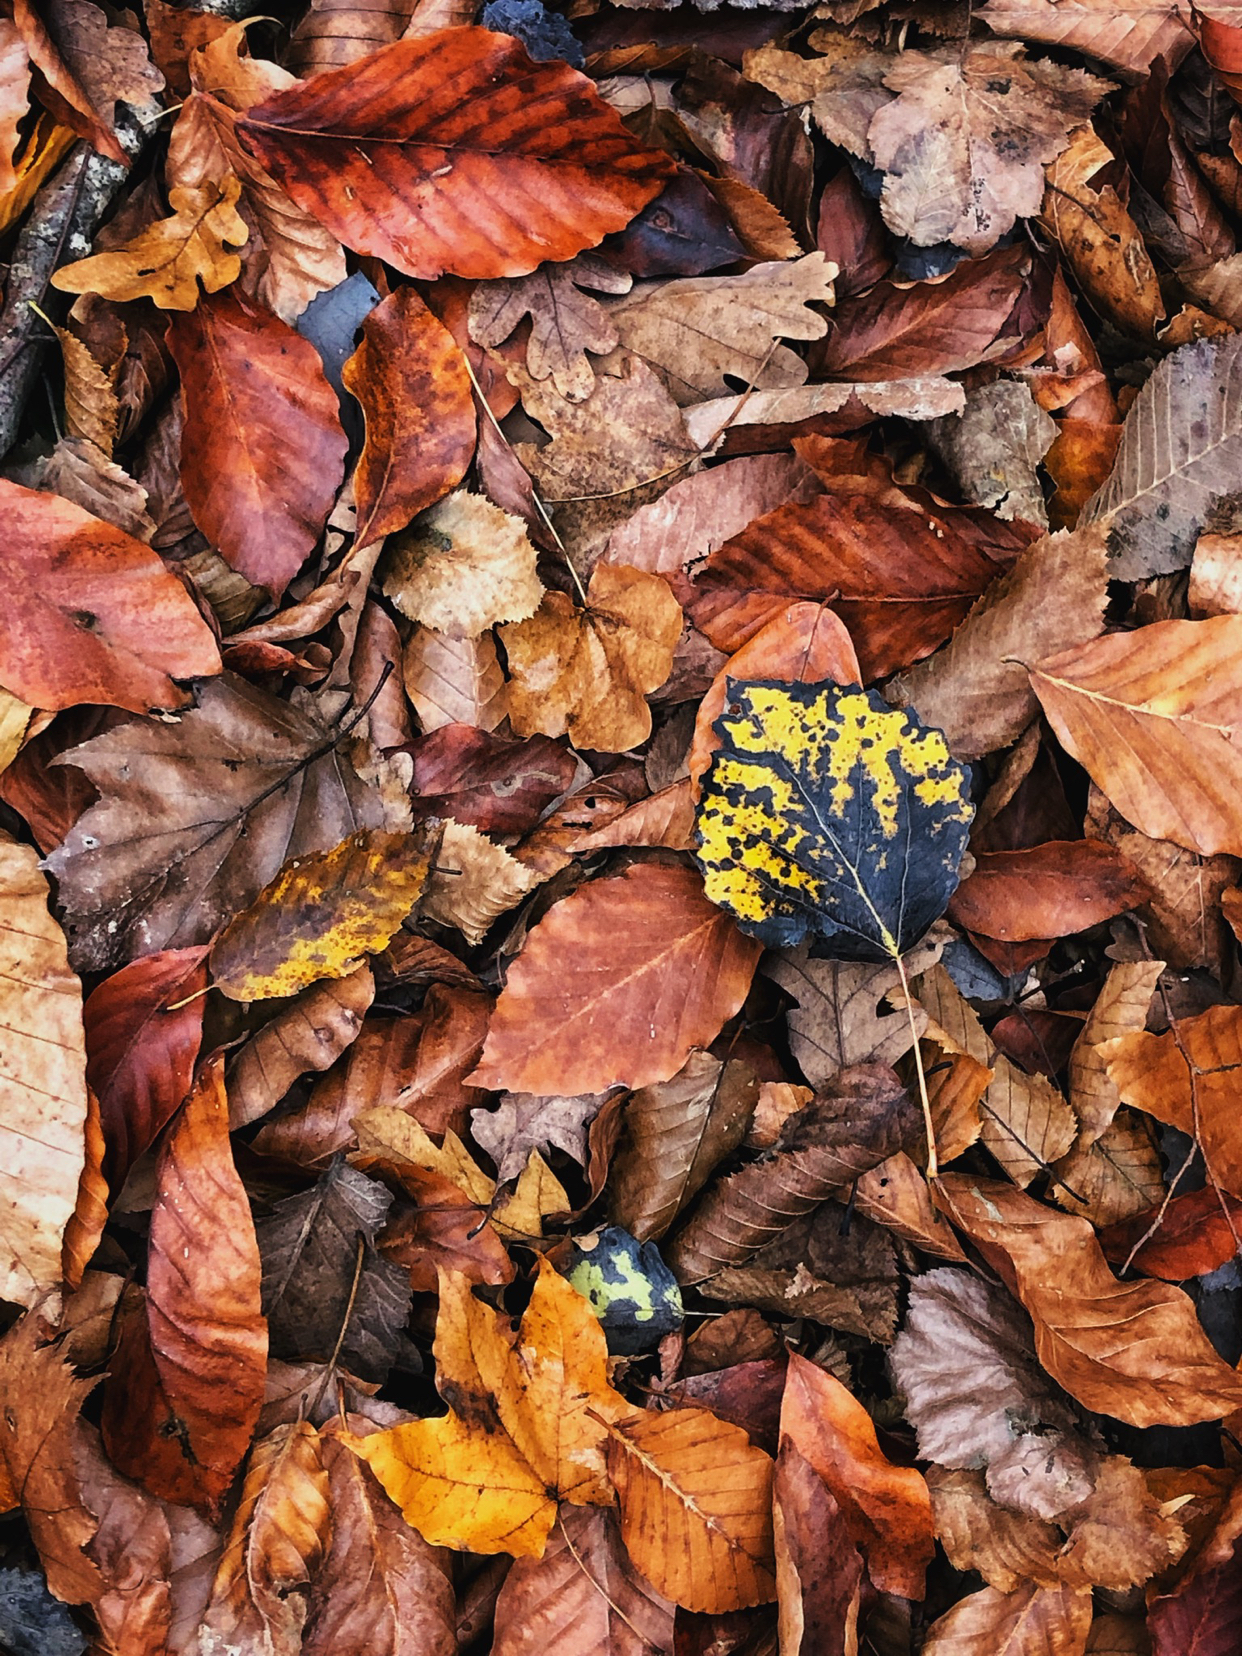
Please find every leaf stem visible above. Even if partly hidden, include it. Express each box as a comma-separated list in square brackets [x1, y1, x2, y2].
[893, 950, 938, 1181]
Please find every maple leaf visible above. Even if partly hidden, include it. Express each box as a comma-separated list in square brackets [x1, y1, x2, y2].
[346, 1261, 633, 1556]
[52, 177, 249, 310]
[237, 30, 674, 279]
[383, 491, 543, 640]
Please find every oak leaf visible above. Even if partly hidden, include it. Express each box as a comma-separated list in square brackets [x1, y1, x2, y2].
[209, 828, 433, 1002]
[0, 478, 220, 715]
[0, 841, 89, 1307]
[343, 288, 476, 546]
[781, 1353, 934, 1599]
[384, 491, 542, 640]
[471, 1089, 609, 1184]
[604, 254, 837, 405]
[83, 945, 209, 1187]
[491, 1505, 675, 1656]
[501, 565, 682, 753]
[52, 177, 249, 310]
[347, 1262, 632, 1556]
[238, 30, 674, 279]
[1031, 615, 1242, 857]
[470, 862, 762, 1095]
[46, 673, 402, 971]
[198, 1422, 331, 1656]
[603, 1405, 777, 1613]
[469, 254, 632, 401]
[936, 1175, 1242, 1426]
[168, 289, 348, 597]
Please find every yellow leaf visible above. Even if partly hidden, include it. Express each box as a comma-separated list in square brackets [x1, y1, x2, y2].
[603, 1405, 777, 1613]
[346, 1262, 633, 1556]
[210, 827, 434, 1002]
[501, 564, 682, 753]
[493, 1150, 570, 1241]
[51, 175, 249, 310]
[0, 114, 76, 238]
[351, 1106, 495, 1206]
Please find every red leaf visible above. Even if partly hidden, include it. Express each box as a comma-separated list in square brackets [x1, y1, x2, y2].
[408, 724, 578, 834]
[168, 289, 348, 597]
[947, 840, 1149, 942]
[238, 29, 675, 279]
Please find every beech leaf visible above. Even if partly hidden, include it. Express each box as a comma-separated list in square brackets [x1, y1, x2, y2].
[384, 491, 543, 640]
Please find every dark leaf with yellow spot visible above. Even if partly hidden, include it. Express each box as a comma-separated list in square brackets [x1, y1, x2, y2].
[210, 826, 438, 1002]
[694, 683, 972, 962]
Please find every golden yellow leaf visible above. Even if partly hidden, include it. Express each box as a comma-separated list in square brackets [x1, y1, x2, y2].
[346, 1262, 632, 1556]
[0, 689, 34, 777]
[501, 564, 682, 753]
[383, 491, 544, 639]
[51, 175, 249, 310]
[496, 1150, 570, 1240]
[210, 827, 434, 1002]
[603, 1405, 777, 1613]
[0, 114, 76, 238]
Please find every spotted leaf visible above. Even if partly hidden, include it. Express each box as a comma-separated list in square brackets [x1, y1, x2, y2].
[694, 682, 972, 961]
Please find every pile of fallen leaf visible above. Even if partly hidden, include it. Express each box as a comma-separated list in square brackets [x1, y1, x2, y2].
[7, 0, 1242, 1652]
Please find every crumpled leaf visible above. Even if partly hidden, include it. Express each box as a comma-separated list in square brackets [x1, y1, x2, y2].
[891, 1267, 1098, 1522]
[926, 379, 1058, 526]
[470, 862, 762, 1095]
[346, 1261, 632, 1556]
[0, 840, 89, 1307]
[937, 1175, 1242, 1427]
[501, 564, 682, 754]
[471, 1089, 608, 1183]
[0, 478, 220, 715]
[695, 682, 973, 960]
[603, 1404, 777, 1613]
[238, 30, 674, 279]
[603, 253, 837, 405]
[469, 254, 633, 401]
[256, 1159, 415, 1382]
[921, 1581, 1092, 1655]
[384, 491, 543, 640]
[45, 672, 404, 972]
[209, 828, 433, 1002]
[52, 177, 249, 310]
[419, 820, 540, 946]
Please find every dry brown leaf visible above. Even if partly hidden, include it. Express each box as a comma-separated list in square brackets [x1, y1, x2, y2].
[604, 1406, 777, 1613]
[0, 839, 88, 1306]
[603, 254, 837, 405]
[936, 1175, 1242, 1426]
[922, 1581, 1093, 1654]
[384, 492, 543, 639]
[929, 1469, 1064, 1593]
[1031, 615, 1242, 856]
[979, 0, 1196, 78]
[16, 437, 154, 540]
[472, 1089, 609, 1184]
[402, 627, 507, 733]
[228, 964, 374, 1130]
[1050, 1110, 1165, 1228]
[420, 821, 540, 946]
[1067, 961, 1164, 1147]
[469, 255, 632, 401]
[890, 525, 1110, 761]
[14, 0, 162, 163]
[927, 379, 1058, 526]
[54, 324, 119, 457]
[52, 177, 249, 311]
[501, 564, 682, 753]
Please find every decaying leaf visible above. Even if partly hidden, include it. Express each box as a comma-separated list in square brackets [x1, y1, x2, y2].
[469, 254, 633, 401]
[384, 491, 542, 639]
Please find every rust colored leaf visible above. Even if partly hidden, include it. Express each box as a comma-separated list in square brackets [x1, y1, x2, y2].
[1099, 1184, 1242, 1281]
[1031, 615, 1242, 858]
[408, 725, 577, 835]
[491, 1505, 676, 1656]
[947, 840, 1147, 941]
[687, 487, 1031, 680]
[936, 1175, 1242, 1427]
[780, 1353, 934, 1600]
[141, 1058, 268, 1513]
[604, 1405, 776, 1613]
[774, 1439, 862, 1656]
[470, 863, 762, 1095]
[0, 840, 89, 1306]
[168, 288, 348, 597]
[198, 1422, 332, 1656]
[13, 0, 162, 164]
[238, 30, 674, 279]
[228, 964, 374, 1131]
[343, 286, 476, 545]
[84, 944, 208, 1186]
[0, 478, 220, 714]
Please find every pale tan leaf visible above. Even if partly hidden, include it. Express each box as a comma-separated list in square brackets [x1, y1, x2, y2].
[979, 0, 1196, 77]
[402, 627, 507, 733]
[922, 1581, 1092, 1655]
[383, 492, 543, 639]
[1051, 1110, 1165, 1228]
[421, 821, 540, 947]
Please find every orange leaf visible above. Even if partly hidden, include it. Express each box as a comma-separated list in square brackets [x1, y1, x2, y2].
[947, 840, 1148, 942]
[0, 479, 221, 713]
[469, 862, 762, 1095]
[780, 1352, 934, 1600]
[237, 29, 674, 279]
[168, 288, 348, 597]
[343, 286, 476, 545]
[936, 1175, 1242, 1428]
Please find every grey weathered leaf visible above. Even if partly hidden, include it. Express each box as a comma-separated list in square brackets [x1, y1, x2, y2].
[470, 1090, 609, 1184]
[1083, 334, 1242, 578]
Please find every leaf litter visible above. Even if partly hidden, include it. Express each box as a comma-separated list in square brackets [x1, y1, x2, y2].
[4, 3, 1242, 1652]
